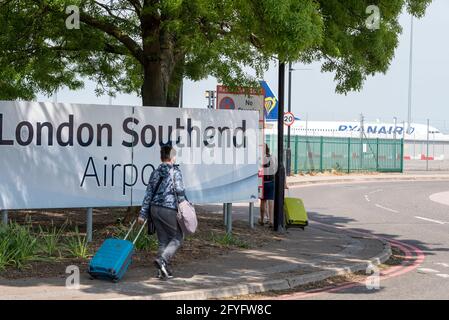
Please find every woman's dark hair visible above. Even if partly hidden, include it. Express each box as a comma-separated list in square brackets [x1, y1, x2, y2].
[161, 145, 175, 162]
[265, 144, 270, 157]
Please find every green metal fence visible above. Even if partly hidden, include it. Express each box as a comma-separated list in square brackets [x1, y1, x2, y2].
[265, 135, 404, 174]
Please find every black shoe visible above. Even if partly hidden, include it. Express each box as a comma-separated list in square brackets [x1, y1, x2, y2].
[166, 263, 174, 277]
[156, 268, 173, 279]
[154, 258, 173, 279]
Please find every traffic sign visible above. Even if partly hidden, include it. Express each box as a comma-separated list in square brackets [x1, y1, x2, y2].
[284, 112, 295, 127]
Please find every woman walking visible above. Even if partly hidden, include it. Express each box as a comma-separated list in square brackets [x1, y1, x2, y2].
[138, 144, 186, 280]
[260, 144, 275, 226]
[260, 144, 289, 227]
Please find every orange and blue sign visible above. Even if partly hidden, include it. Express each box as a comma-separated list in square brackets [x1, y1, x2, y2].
[219, 97, 236, 110]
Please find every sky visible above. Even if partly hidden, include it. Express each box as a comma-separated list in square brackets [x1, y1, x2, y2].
[38, 0, 449, 131]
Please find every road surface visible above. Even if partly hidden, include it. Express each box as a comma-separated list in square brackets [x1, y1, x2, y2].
[283, 180, 449, 300]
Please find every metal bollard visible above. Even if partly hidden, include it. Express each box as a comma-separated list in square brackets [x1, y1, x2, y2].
[249, 202, 254, 229]
[1, 210, 8, 225]
[223, 203, 227, 226]
[86, 208, 93, 242]
[226, 203, 232, 235]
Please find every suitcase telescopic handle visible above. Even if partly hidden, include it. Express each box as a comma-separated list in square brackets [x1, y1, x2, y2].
[124, 219, 148, 245]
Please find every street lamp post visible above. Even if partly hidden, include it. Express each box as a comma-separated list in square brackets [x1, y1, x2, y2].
[288, 63, 293, 144]
[274, 61, 286, 233]
[286, 63, 293, 176]
[211, 91, 216, 109]
[206, 91, 211, 108]
[286, 64, 312, 176]
[426, 119, 430, 171]
[393, 117, 398, 168]
[205, 90, 216, 109]
[407, 15, 414, 134]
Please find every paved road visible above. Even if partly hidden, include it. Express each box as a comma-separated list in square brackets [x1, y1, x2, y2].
[286, 180, 449, 300]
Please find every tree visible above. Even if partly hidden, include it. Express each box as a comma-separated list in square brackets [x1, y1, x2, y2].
[0, 0, 431, 107]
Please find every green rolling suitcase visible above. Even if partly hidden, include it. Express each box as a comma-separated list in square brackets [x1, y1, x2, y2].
[284, 197, 308, 229]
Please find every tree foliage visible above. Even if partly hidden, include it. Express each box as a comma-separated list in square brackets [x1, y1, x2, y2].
[0, 0, 432, 106]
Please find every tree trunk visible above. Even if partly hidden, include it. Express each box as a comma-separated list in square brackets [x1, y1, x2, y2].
[166, 80, 181, 108]
[141, 61, 183, 108]
[141, 62, 167, 107]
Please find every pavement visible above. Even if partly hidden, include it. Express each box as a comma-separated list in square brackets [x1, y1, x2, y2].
[287, 171, 449, 187]
[0, 204, 390, 300]
[2, 171, 449, 300]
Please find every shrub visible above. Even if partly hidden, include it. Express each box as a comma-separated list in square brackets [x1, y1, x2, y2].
[209, 232, 249, 249]
[0, 222, 39, 271]
[0, 234, 16, 271]
[37, 221, 67, 258]
[65, 226, 90, 259]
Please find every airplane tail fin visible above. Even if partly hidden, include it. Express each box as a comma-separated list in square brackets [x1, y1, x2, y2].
[260, 81, 278, 122]
[260, 80, 300, 121]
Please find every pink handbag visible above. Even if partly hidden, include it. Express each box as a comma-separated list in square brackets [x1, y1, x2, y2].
[176, 199, 198, 236]
[171, 168, 198, 235]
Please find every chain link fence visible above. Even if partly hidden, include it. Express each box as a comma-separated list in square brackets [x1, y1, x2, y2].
[404, 141, 449, 171]
[266, 135, 404, 174]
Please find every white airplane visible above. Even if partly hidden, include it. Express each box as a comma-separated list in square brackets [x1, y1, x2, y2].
[264, 121, 449, 142]
[261, 81, 449, 142]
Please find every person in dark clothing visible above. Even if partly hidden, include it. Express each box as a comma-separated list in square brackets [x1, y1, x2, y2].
[260, 144, 275, 226]
[138, 145, 186, 280]
[260, 144, 288, 227]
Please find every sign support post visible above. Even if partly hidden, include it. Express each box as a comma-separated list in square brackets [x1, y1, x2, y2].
[223, 203, 227, 226]
[248, 202, 254, 229]
[1, 210, 8, 225]
[226, 203, 233, 235]
[284, 111, 295, 177]
[86, 208, 93, 242]
[216, 84, 265, 232]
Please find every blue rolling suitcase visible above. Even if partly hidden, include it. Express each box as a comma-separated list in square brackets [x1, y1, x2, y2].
[88, 219, 147, 282]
